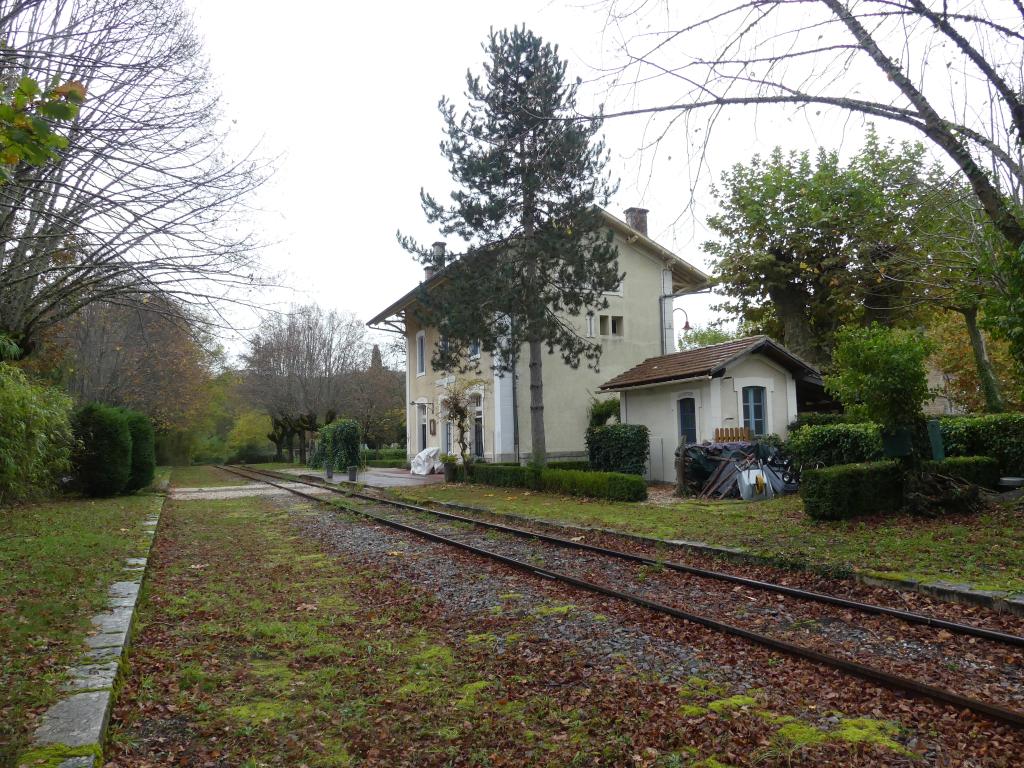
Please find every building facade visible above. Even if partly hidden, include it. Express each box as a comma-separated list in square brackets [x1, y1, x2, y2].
[368, 208, 709, 463]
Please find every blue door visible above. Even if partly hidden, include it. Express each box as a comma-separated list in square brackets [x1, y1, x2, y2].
[677, 397, 697, 444]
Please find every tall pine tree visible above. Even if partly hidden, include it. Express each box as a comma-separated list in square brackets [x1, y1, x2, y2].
[400, 27, 619, 465]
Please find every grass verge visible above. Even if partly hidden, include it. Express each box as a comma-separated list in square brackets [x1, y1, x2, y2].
[396, 484, 1024, 593]
[0, 493, 160, 764]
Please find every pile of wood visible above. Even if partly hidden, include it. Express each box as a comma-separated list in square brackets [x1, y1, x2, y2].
[679, 441, 799, 500]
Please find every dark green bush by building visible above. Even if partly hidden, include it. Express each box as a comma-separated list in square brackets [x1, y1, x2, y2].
[120, 408, 156, 492]
[785, 423, 882, 467]
[923, 455, 1000, 490]
[939, 413, 1024, 475]
[585, 424, 649, 475]
[468, 462, 646, 501]
[73, 403, 132, 497]
[801, 461, 903, 520]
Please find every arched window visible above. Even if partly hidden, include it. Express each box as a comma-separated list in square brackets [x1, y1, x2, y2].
[677, 397, 697, 444]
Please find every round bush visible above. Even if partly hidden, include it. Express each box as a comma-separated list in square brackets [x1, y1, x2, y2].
[73, 403, 132, 497]
[120, 408, 155, 492]
[0, 363, 75, 505]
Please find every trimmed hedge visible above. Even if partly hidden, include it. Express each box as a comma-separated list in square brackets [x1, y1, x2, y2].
[120, 409, 155, 492]
[73, 403, 132, 497]
[923, 455, 1000, 489]
[787, 412, 855, 432]
[785, 423, 882, 467]
[546, 459, 592, 471]
[362, 447, 407, 461]
[469, 463, 646, 501]
[586, 424, 650, 475]
[939, 413, 1024, 475]
[801, 461, 903, 520]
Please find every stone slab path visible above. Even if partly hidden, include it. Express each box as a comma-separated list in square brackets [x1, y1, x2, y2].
[19, 505, 162, 768]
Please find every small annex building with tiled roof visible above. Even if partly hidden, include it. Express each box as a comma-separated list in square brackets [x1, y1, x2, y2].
[598, 336, 825, 482]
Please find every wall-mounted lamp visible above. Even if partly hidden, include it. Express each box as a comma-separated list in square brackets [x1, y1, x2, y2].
[673, 307, 692, 332]
[409, 401, 435, 414]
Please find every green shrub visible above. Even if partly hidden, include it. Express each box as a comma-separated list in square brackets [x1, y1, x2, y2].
[73, 403, 132, 497]
[586, 424, 650, 475]
[469, 463, 647, 501]
[546, 459, 591, 471]
[361, 447, 407, 461]
[0, 363, 75, 505]
[471, 463, 531, 488]
[785, 423, 883, 467]
[923, 455, 1000, 489]
[319, 419, 361, 470]
[939, 413, 1024, 474]
[801, 461, 903, 520]
[787, 412, 856, 432]
[588, 397, 620, 427]
[120, 409, 155, 492]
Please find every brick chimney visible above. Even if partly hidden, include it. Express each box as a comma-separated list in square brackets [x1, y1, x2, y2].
[624, 207, 649, 236]
[425, 241, 446, 281]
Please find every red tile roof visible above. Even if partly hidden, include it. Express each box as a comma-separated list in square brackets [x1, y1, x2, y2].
[599, 336, 820, 390]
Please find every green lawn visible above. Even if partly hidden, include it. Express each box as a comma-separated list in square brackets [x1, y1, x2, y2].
[0, 493, 161, 764]
[170, 465, 253, 488]
[396, 484, 1024, 593]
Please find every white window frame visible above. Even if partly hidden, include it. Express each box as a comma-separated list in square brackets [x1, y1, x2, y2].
[585, 314, 595, 338]
[415, 330, 426, 377]
[469, 339, 481, 360]
[733, 376, 774, 436]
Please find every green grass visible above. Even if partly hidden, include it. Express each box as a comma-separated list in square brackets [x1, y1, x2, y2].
[170, 465, 251, 488]
[397, 484, 1024, 592]
[0, 493, 160, 763]
[243, 462, 305, 472]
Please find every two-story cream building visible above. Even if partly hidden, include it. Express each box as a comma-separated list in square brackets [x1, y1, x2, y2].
[368, 208, 710, 463]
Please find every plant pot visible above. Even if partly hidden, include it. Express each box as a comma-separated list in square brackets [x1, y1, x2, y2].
[347, 465, 358, 482]
[443, 463, 457, 483]
[324, 464, 333, 480]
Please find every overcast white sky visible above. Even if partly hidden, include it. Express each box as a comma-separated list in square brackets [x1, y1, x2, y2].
[187, 0, 928, 354]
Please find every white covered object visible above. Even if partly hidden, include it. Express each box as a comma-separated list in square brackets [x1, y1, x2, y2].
[410, 447, 443, 475]
[737, 468, 775, 501]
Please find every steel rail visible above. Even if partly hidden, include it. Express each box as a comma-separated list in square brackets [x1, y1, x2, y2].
[219, 464, 1024, 730]
[224, 465, 1024, 649]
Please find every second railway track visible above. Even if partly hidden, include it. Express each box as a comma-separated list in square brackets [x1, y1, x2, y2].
[220, 464, 1024, 730]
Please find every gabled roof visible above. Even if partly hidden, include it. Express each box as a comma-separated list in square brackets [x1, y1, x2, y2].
[598, 335, 822, 391]
[367, 208, 710, 330]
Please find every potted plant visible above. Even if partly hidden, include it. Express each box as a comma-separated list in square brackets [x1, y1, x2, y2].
[439, 453, 459, 482]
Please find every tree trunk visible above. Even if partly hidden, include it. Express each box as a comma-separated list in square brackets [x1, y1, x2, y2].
[286, 432, 295, 463]
[767, 284, 824, 366]
[960, 306, 1004, 413]
[528, 338, 546, 465]
[298, 430, 307, 465]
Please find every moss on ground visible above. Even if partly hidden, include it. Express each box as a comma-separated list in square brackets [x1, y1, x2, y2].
[15, 743, 103, 768]
[397, 485, 1024, 592]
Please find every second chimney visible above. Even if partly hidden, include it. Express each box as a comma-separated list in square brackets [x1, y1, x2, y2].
[425, 241, 446, 281]
[624, 207, 649, 237]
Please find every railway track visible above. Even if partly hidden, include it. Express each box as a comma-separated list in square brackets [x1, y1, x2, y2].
[219, 464, 1024, 730]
